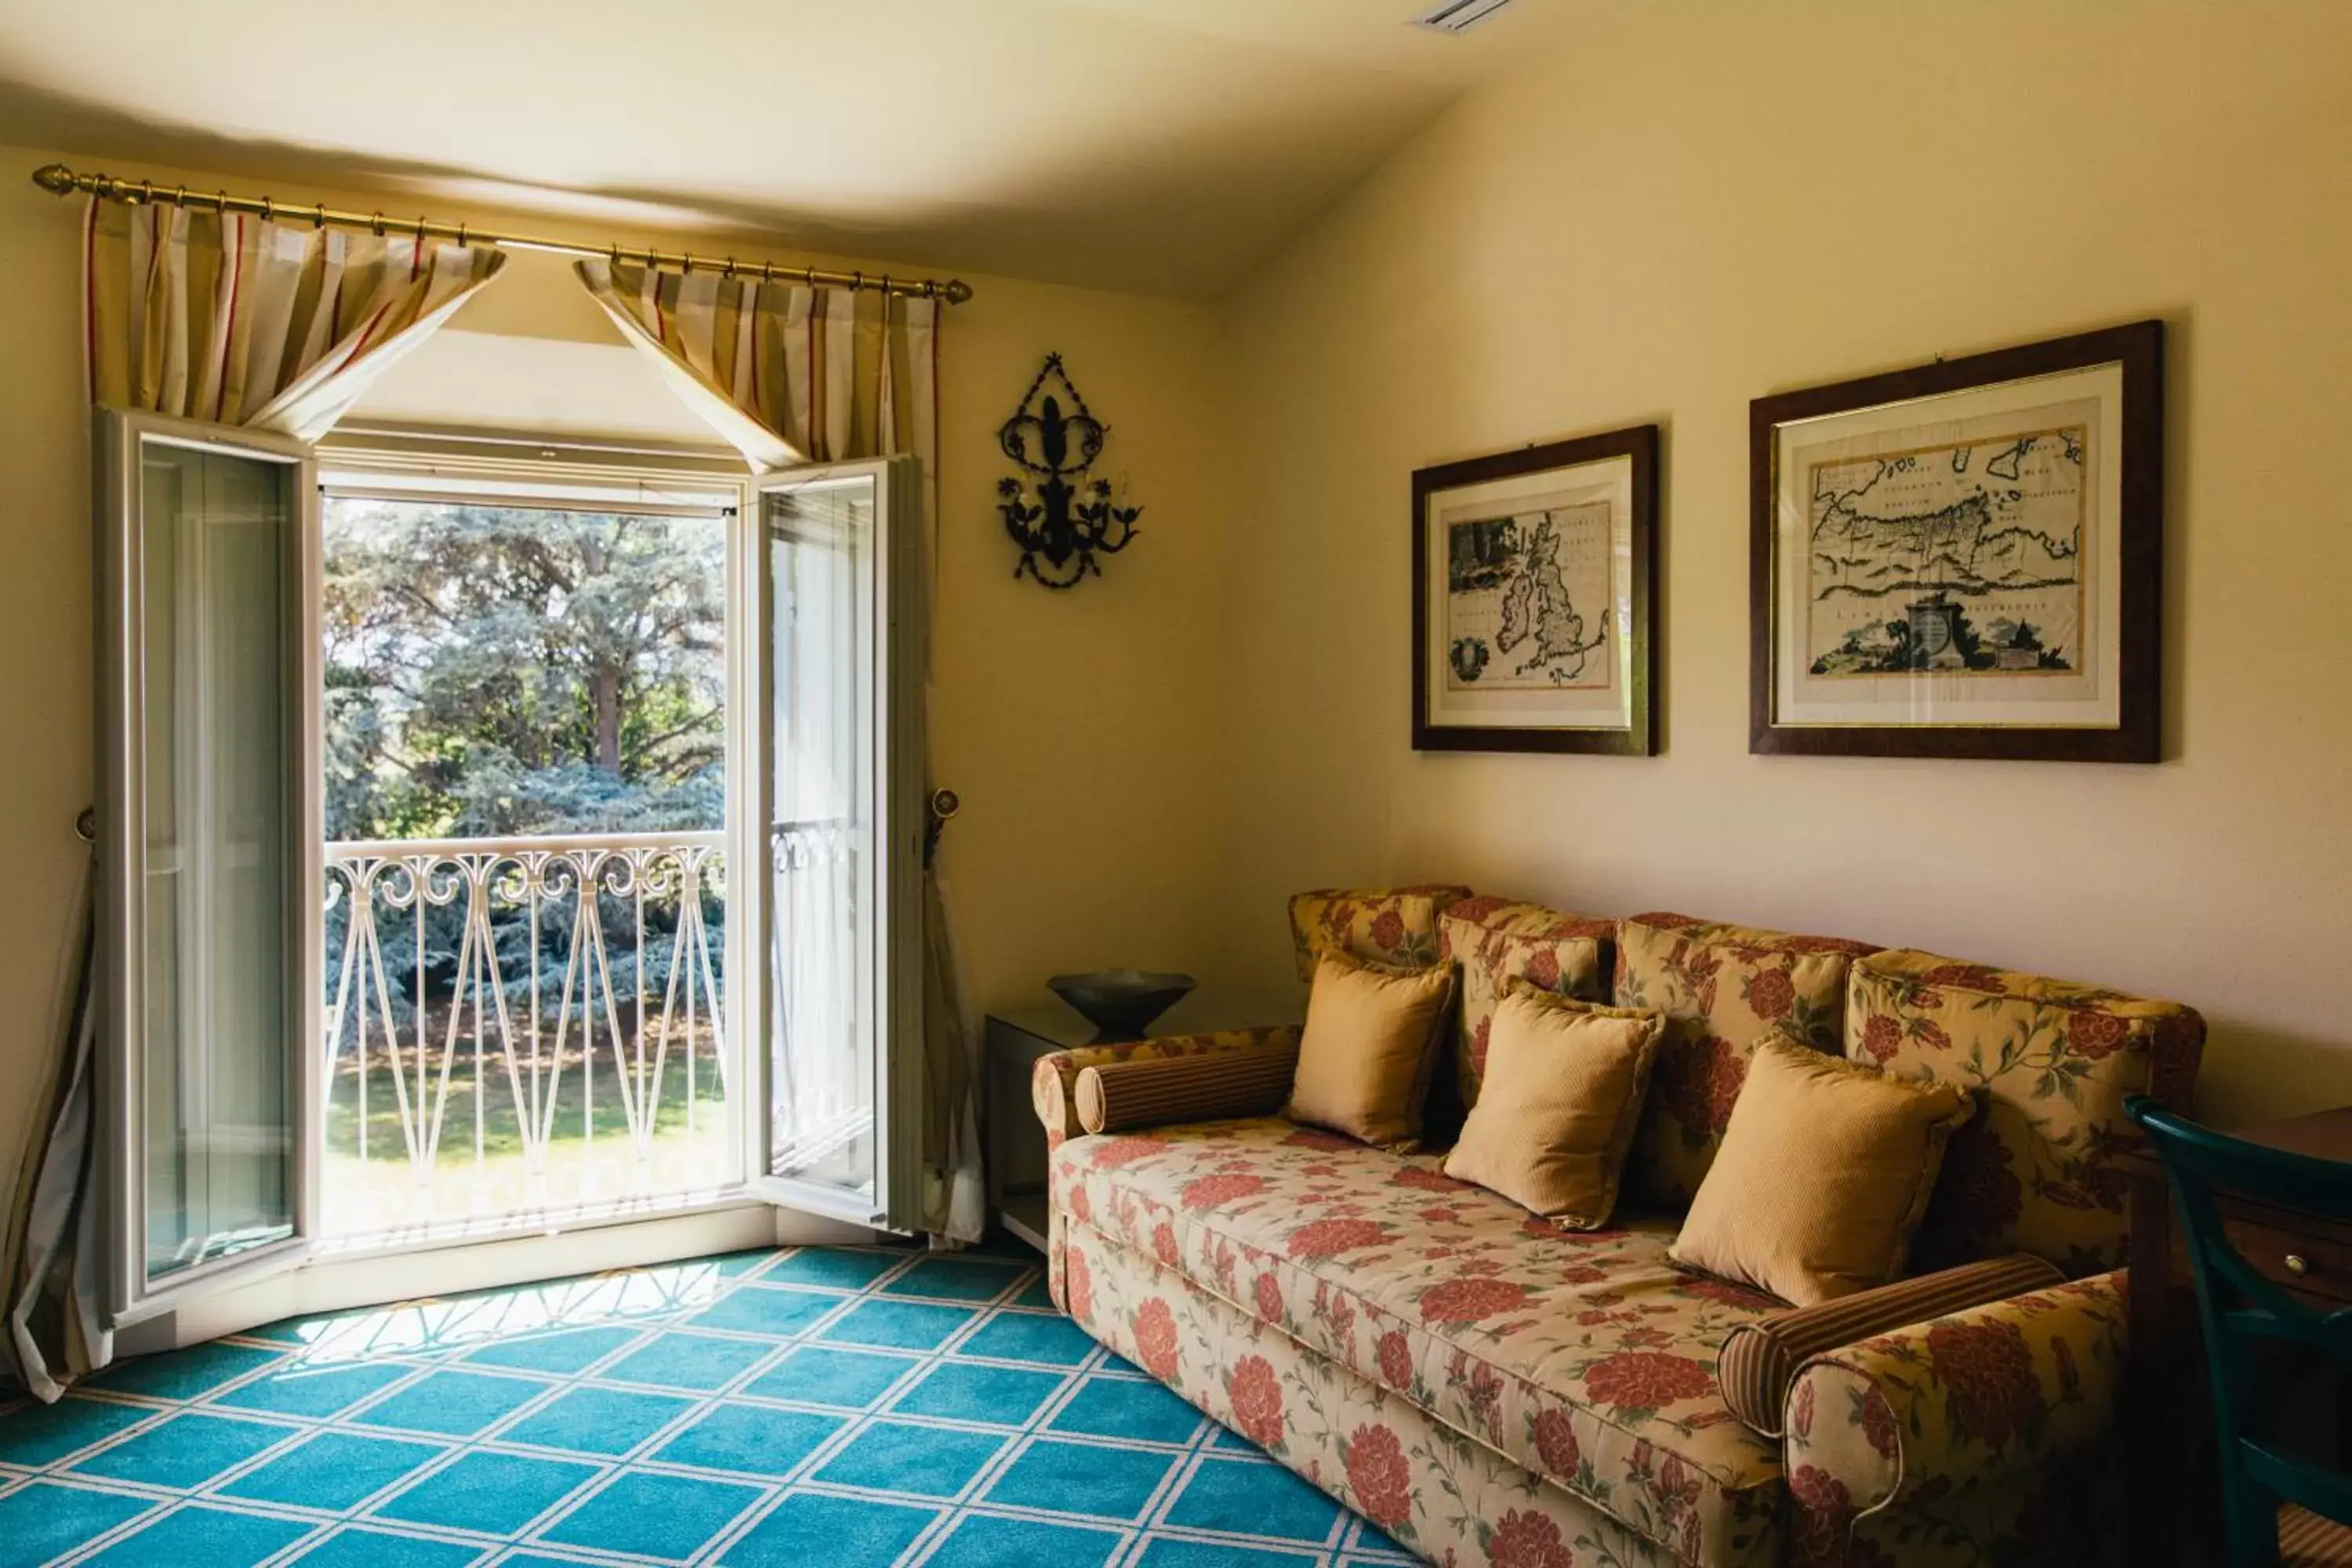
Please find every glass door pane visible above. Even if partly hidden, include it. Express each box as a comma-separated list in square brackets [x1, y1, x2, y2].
[142, 441, 294, 1282]
[757, 460, 923, 1229]
[99, 410, 317, 1323]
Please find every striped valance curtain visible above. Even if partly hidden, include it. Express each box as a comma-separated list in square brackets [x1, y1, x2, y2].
[577, 256, 976, 1246]
[84, 199, 506, 438]
[572, 256, 938, 481]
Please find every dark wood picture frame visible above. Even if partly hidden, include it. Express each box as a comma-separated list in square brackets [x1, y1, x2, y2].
[1411, 424, 1658, 756]
[1749, 321, 2164, 762]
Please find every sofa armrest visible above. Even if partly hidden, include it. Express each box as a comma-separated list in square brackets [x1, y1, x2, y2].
[1031, 1025, 1302, 1146]
[1784, 1270, 2127, 1560]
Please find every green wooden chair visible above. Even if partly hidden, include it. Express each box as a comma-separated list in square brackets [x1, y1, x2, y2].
[2126, 1097, 2352, 1566]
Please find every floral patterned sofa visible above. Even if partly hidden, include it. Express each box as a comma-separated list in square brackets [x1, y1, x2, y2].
[1029, 889, 2205, 1568]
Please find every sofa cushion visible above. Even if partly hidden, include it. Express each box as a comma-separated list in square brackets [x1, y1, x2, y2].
[1052, 1117, 1787, 1563]
[1287, 954, 1457, 1149]
[1443, 990, 1662, 1227]
[1844, 949, 2207, 1275]
[1614, 914, 1878, 1210]
[1669, 1038, 1975, 1305]
[1287, 885, 1472, 982]
[1436, 896, 1614, 1112]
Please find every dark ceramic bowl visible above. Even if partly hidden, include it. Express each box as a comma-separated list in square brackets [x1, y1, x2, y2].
[1047, 969, 1196, 1043]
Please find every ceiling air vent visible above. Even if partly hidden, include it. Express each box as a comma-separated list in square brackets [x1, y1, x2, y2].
[1409, 0, 1518, 34]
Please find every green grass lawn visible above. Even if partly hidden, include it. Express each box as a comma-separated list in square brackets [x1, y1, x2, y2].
[326, 1032, 728, 1163]
[321, 1029, 734, 1233]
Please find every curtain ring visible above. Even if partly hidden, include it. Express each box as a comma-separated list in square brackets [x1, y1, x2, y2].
[171, 184, 187, 207]
[681, 250, 694, 274]
[721, 256, 735, 278]
[454, 221, 467, 247]
[215, 189, 230, 212]
[415, 215, 428, 245]
[259, 194, 274, 223]
[761, 261, 775, 282]
[879, 274, 892, 296]
[851, 270, 864, 292]
[370, 212, 386, 237]
[314, 202, 327, 229]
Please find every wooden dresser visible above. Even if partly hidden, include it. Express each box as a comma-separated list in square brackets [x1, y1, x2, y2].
[2125, 1105, 2352, 1564]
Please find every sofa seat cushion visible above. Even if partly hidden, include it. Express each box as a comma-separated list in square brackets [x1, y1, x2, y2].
[1064, 1211, 1768, 1568]
[1053, 1117, 1787, 1562]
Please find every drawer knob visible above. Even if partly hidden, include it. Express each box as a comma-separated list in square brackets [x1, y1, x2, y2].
[2284, 1253, 2312, 1277]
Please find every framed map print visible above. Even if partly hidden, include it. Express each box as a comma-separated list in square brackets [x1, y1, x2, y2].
[1751, 321, 2163, 762]
[1412, 425, 1657, 754]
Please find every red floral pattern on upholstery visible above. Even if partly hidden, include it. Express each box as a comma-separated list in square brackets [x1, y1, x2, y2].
[1615, 915, 1875, 1208]
[1784, 1272, 2126, 1566]
[1228, 1353, 1287, 1452]
[1050, 1116, 1787, 1563]
[1069, 1214, 1761, 1567]
[1438, 898, 1615, 1111]
[1843, 950, 2205, 1273]
[1287, 885, 1472, 981]
[1487, 1508, 1578, 1568]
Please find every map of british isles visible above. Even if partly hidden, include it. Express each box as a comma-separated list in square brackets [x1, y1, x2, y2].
[1443, 497, 1613, 691]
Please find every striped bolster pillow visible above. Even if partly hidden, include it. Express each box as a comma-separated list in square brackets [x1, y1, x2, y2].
[1716, 1253, 2065, 1437]
[2278, 1505, 2352, 1566]
[1075, 1044, 1301, 1135]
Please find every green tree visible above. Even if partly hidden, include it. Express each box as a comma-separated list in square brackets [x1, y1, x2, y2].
[322, 499, 727, 840]
[321, 499, 730, 1020]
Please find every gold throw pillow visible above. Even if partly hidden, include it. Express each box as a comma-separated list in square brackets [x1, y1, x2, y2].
[1670, 1036, 1974, 1306]
[1286, 953, 1456, 1149]
[1443, 988, 1663, 1228]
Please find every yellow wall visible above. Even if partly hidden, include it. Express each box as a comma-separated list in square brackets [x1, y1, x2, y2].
[1214, 0, 2352, 1126]
[0, 143, 1234, 1193]
[7, 0, 2350, 1205]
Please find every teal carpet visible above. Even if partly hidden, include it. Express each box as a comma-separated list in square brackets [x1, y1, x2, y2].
[0, 1245, 1410, 1567]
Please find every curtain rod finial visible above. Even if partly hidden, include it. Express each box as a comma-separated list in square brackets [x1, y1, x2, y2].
[31, 163, 78, 197]
[943, 279, 973, 305]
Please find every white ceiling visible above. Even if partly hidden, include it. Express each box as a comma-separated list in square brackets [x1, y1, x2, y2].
[0, 0, 1594, 297]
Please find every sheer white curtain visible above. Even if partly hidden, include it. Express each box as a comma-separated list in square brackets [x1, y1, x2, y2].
[578, 258, 979, 1244]
[2, 858, 103, 1403]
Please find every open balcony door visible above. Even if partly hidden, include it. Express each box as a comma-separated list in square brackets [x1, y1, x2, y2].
[746, 458, 928, 1233]
[94, 408, 321, 1327]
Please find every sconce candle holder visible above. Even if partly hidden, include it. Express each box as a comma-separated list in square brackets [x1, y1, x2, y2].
[996, 353, 1142, 589]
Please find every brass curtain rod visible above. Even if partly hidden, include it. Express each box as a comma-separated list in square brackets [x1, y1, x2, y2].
[31, 162, 974, 304]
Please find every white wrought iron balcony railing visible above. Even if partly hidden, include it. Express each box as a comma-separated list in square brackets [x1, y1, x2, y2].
[321, 830, 731, 1240]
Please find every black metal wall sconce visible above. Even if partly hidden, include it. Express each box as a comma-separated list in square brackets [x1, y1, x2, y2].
[996, 353, 1142, 589]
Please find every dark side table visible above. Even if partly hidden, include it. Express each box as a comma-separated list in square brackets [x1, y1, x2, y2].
[2124, 1105, 2352, 1564]
[984, 999, 1282, 1252]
